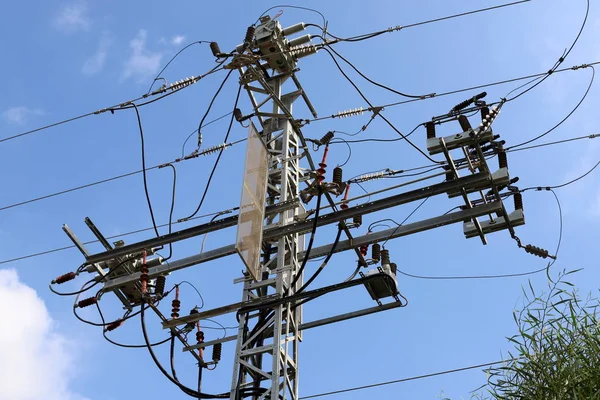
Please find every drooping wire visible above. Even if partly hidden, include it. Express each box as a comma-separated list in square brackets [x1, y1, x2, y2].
[289, 189, 323, 291]
[147, 41, 213, 94]
[303, 62, 600, 124]
[507, 65, 595, 150]
[132, 103, 160, 238]
[177, 280, 205, 309]
[180, 83, 242, 221]
[296, 225, 343, 294]
[255, 5, 326, 27]
[328, 123, 422, 145]
[323, 43, 428, 99]
[0, 119, 244, 215]
[320, 45, 440, 164]
[521, 158, 600, 191]
[504, 0, 589, 102]
[194, 69, 234, 150]
[163, 164, 177, 261]
[139, 300, 230, 399]
[181, 111, 234, 158]
[382, 197, 430, 247]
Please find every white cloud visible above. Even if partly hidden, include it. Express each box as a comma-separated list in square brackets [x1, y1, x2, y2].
[171, 35, 186, 46]
[1, 107, 45, 125]
[122, 30, 163, 83]
[82, 34, 111, 75]
[54, 1, 91, 33]
[0, 269, 89, 400]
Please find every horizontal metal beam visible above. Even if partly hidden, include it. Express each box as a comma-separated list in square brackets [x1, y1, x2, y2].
[85, 200, 298, 265]
[162, 273, 395, 329]
[101, 200, 501, 293]
[262, 171, 491, 241]
[305, 200, 503, 259]
[181, 302, 400, 352]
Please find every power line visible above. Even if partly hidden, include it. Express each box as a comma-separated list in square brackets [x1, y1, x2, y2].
[0, 65, 225, 145]
[320, 46, 440, 164]
[507, 133, 599, 153]
[298, 360, 505, 399]
[506, 66, 595, 150]
[302, 62, 600, 125]
[314, 1, 531, 45]
[0, 136, 246, 214]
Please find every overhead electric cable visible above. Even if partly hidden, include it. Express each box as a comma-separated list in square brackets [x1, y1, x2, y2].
[180, 83, 243, 221]
[321, 46, 440, 164]
[0, 136, 246, 214]
[309, 1, 531, 45]
[302, 62, 600, 125]
[507, 133, 600, 153]
[504, 0, 589, 102]
[0, 65, 226, 145]
[131, 104, 160, 238]
[298, 360, 506, 399]
[507, 66, 595, 150]
[147, 41, 213, 94]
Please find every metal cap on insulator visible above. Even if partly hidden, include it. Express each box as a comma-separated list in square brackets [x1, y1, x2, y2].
[52, 272, 76, 284]
[288, 34, 312, 48]
[212, 343, 222, 362]
[319, 131, 334, 145]
[359, 244, 368, 257]
[353, 215, 363, 227]
[76, 297, 98, 308]
[371, 243, 381, 262]
[513, 192, 524, 211]
[480, 106, 490, 122]
[244, 26, 255, 44]
[458, 115, 472, 132]
[333, 166, 343, 185]
[381, 249, 390, 266]
[498, 150, 508, 169]
[426, 122, 436, 139]
[234, 108, 243, 122]
[155, 275, 166, 296]
[390, 262, 397, 275]
[282, 22, 306, 36]
[105, 319, 124, 332]
[210, 42, 222, 57]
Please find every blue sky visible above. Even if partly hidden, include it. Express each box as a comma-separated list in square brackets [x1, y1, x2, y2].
[0, 0, 599, 399]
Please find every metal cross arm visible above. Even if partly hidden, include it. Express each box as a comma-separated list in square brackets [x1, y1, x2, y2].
[100, 172, 494, 293]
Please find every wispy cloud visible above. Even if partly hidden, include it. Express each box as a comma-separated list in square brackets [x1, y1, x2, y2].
[82, 34, 111, 75]
[171, 35, 186, 46]
[0, 269, 89, 400]
[1, 107, 45, 125]
[54, 1, 91, 33]
[122, 30, 163, 83]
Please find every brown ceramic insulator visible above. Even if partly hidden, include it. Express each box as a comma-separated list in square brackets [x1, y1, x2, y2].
[53, 272, 76, 284]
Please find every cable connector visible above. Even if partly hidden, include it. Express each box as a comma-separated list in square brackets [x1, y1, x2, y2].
[387, 25, 403, 32]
